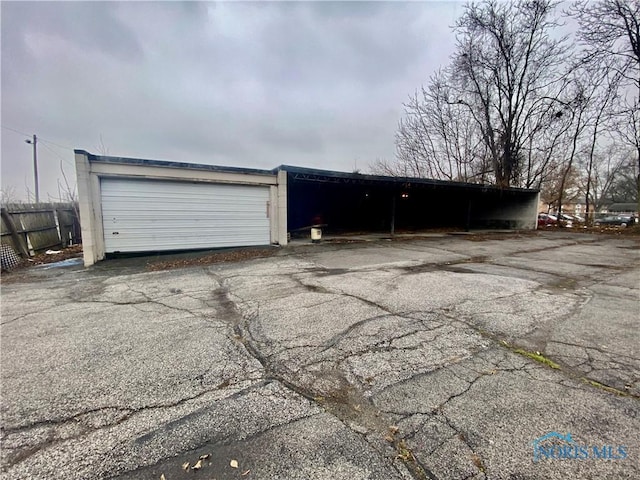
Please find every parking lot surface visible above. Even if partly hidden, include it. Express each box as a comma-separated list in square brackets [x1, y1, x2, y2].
[1, 231, 638, 479]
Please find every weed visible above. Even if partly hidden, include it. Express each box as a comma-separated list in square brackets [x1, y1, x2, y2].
[582, 379, 629, 397]
[511, 348, 561, 369]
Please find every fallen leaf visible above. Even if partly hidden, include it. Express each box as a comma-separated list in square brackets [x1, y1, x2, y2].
[230, 459, 239, 469]
[219, 379, 232, 389]
[388, 425, 399, 435]
[160, 475, 166, 480]
[384, 434, 395, 442]
[199, 453, 211, 460]
[182, 462, 190, 471]
[192, 459, 203, 470]
[242, 470, 251, 476]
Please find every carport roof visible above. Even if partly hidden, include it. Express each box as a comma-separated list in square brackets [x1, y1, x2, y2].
[276, 165, 538, 193]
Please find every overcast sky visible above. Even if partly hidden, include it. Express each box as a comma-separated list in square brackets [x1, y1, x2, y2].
[1, 1, 463, 201]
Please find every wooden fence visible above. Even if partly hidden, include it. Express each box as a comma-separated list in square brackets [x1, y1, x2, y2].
[0, 202, 81, 257]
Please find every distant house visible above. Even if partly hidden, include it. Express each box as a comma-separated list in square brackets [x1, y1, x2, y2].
[604, 203, 638, 215]
[537, 200, 585, 217]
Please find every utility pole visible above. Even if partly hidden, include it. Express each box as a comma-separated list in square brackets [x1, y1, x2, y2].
[25, 134, 39, 203]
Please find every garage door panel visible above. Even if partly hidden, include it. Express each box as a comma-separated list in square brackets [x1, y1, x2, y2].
[101, 178, 270, 253]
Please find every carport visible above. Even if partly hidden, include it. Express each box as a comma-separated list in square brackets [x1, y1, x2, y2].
[282, 166, 539, 234]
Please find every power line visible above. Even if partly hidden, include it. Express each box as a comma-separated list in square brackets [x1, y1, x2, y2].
[2, 125, 75, 150]
[38, 138, 76, 158]
[1, 125, 32, 137]
[40, 142, 75, 168]
[3, 125, 75, 167]
[38, 137, 75, 150]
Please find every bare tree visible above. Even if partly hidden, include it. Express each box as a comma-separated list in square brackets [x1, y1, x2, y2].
[582, 144, 632, 213]
[96, 134, 110, 156]
[369, 158, 401, 177]
[540, 165, 582, 212]
[451, 0, 573, 188]
[551, 65, 629, 222]
[554, 86, 590, 221]
[571, 0, 639, 88]
[392, 70, 489, 182]
[604, 153, 639, 203]
[390, 1, 574, 189]
[0, 186, 21, 205]
[578, 69, 620, 224]
[386, 0, 637, 212]
[571, 0, 640, 213]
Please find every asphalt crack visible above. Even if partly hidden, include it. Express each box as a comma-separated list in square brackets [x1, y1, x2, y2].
[209, 272, 437, 480]
[1, 373, 252, 470]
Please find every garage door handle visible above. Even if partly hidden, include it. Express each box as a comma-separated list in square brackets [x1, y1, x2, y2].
[112, 232, 120, 235]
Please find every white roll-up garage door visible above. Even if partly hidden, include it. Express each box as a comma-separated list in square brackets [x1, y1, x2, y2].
[100, 178, 271, 253]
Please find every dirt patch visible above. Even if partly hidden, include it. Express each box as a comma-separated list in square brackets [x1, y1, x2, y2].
[322, 238, 368, 244]
[609, 224, 640, 235]
[546, 224, 640, 235]
[146, 248, 278, 271]
[29, 245, 83, 265]
[461, 232, 535, 241]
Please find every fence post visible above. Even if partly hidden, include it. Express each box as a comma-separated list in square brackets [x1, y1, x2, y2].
[1, 208, 30, 258]
[55, 208, 67, 247]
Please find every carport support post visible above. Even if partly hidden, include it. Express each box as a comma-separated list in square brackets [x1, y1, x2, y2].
[466, 199, 472, 232]
[277, 169, 288, 246]
[390, 194, 396, 236]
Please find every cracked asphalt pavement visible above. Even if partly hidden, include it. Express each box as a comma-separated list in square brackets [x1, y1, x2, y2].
[1, 231, 638, 479]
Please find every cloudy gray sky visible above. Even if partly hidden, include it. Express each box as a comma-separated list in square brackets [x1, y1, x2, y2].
[1, 1, 463, 201]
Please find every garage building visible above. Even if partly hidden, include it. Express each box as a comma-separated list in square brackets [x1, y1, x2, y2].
[75, 150, 287, 266]
[75, 151, 538, 266]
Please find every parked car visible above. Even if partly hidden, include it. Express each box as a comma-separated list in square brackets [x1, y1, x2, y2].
[538, 213, 557, 227]
[594, 215, 635, 227]
[552, 213, 574, 227]
[539, 212, 573, 227]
